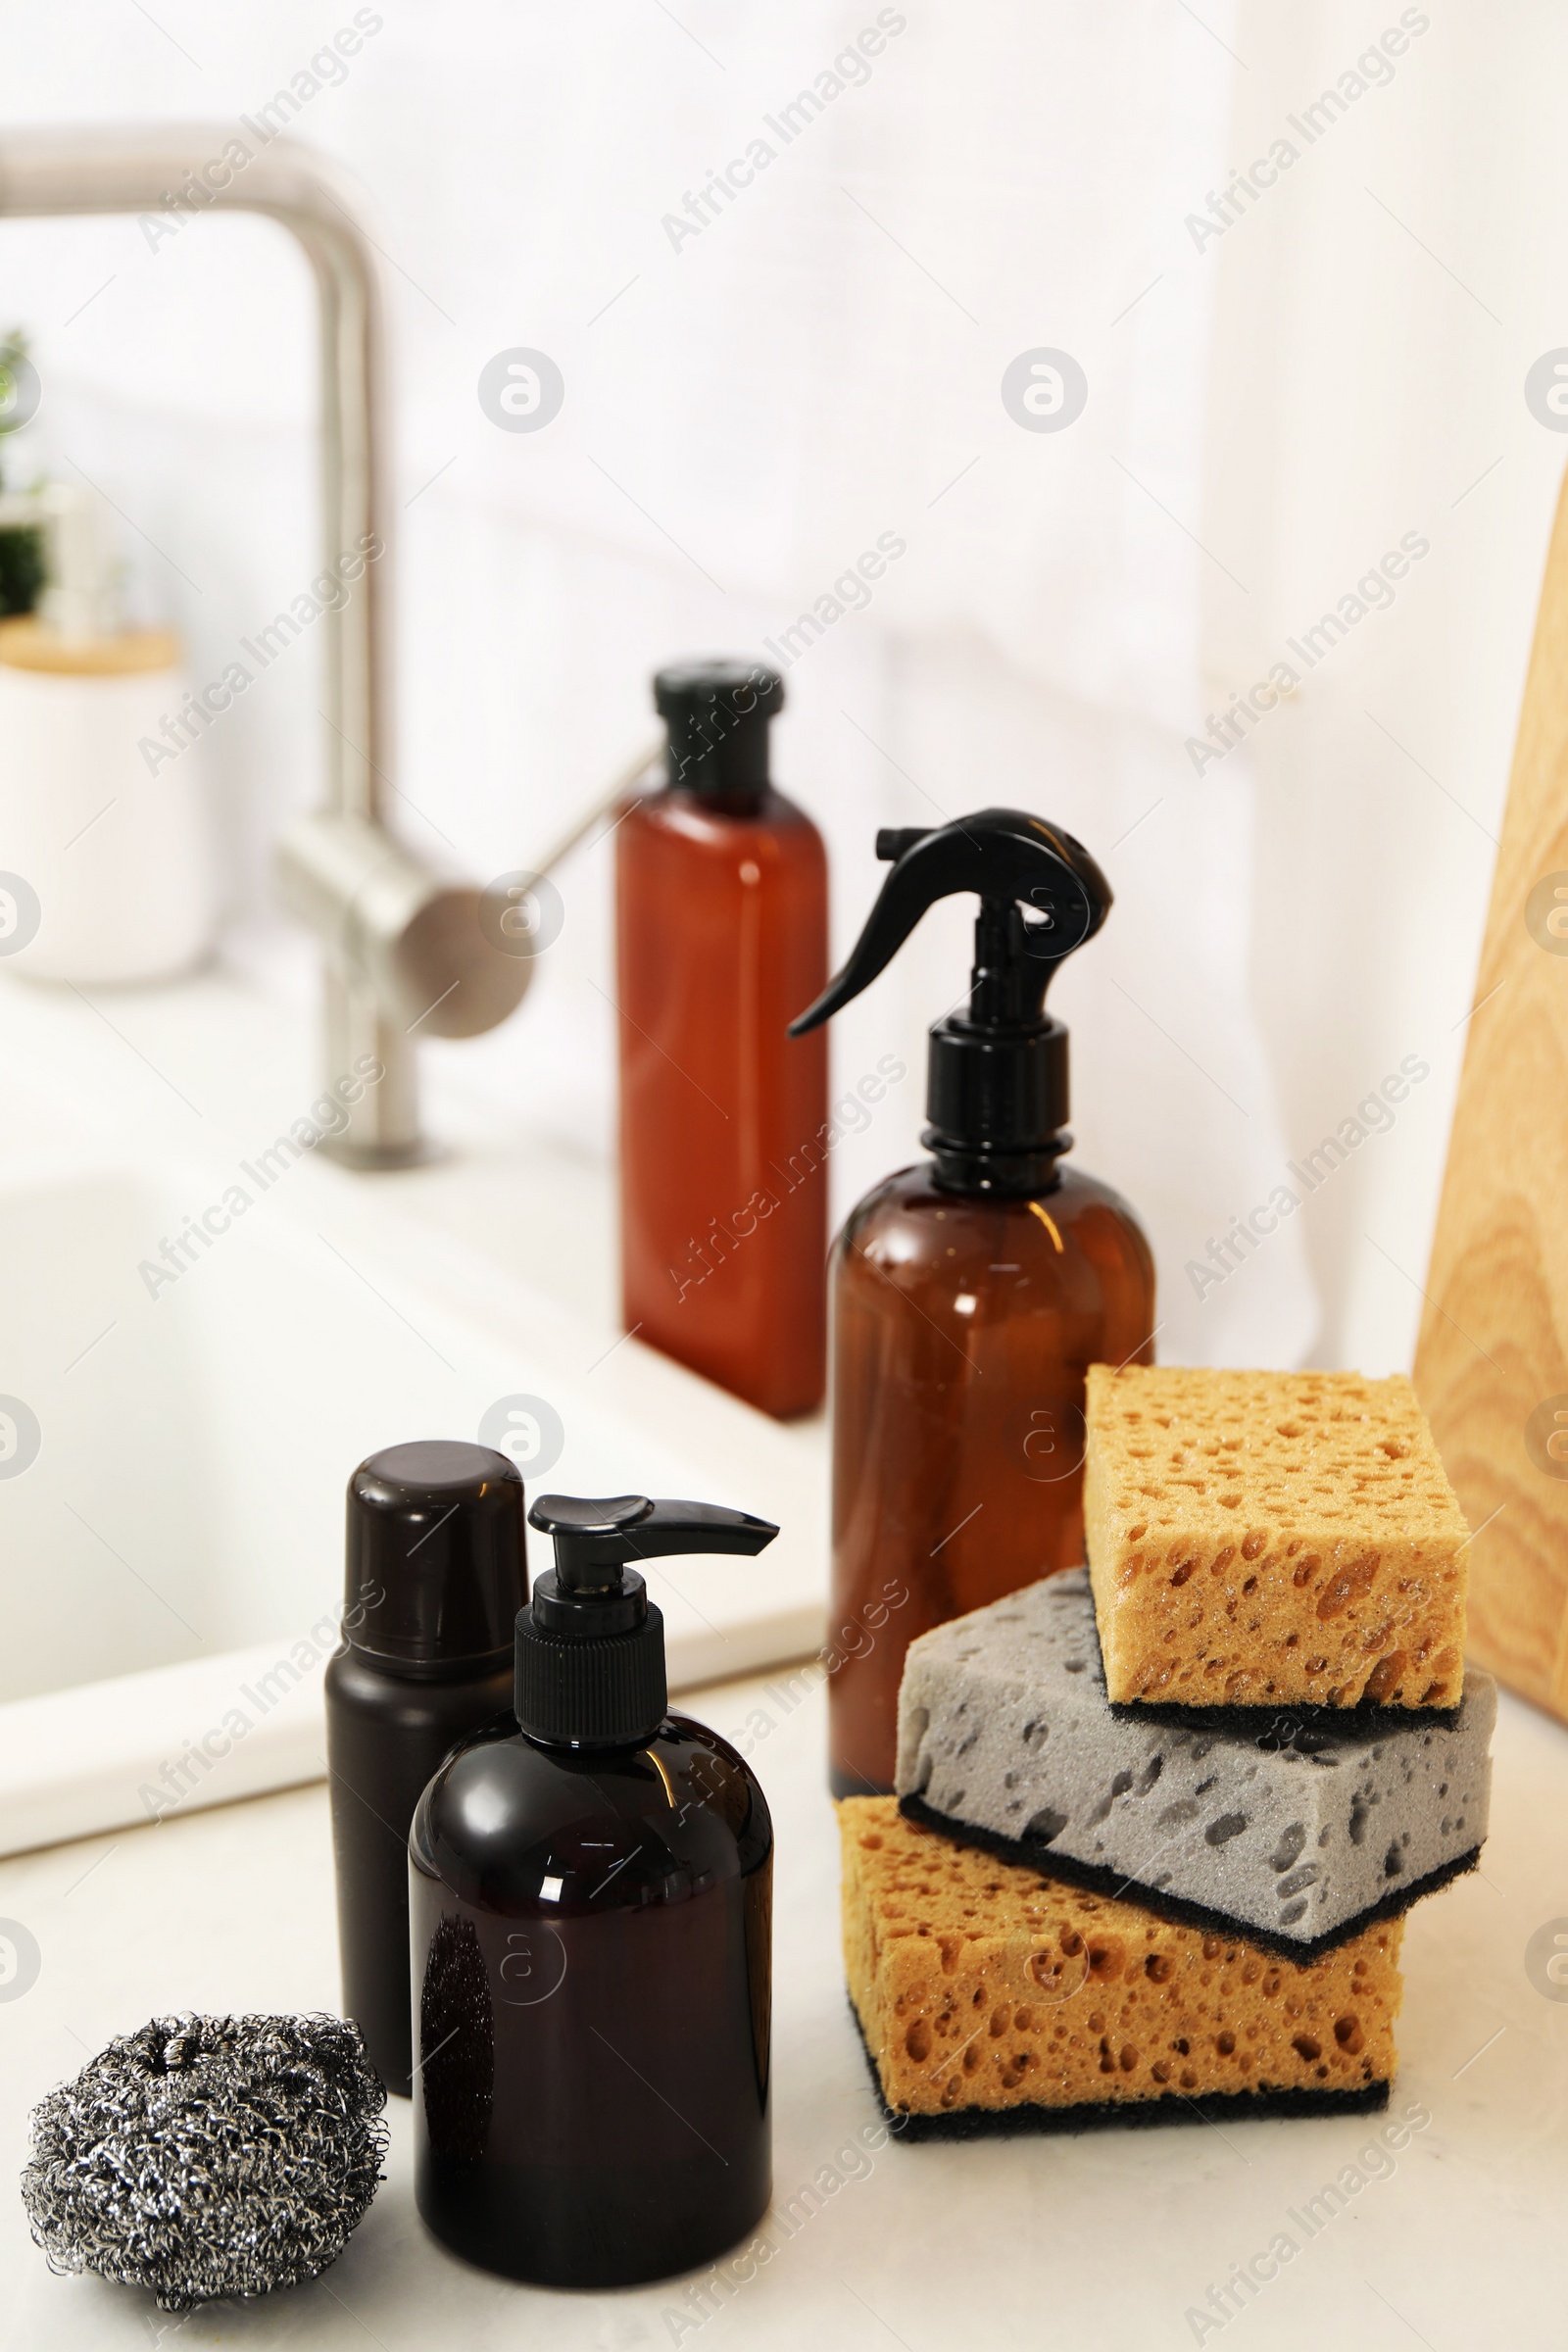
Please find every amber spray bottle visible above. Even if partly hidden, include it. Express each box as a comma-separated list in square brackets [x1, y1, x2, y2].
[790, 810, 1156, 1795]
[410, 1492, 777, 2289]
[615, 659, 828, 1418]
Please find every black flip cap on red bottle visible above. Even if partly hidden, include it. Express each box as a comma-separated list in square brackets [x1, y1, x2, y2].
[516, 1494, 778, 1747]
[344, 1441, 528, 1675]
[654, 657, 784, 795]
[789, 808, 1112, 1196]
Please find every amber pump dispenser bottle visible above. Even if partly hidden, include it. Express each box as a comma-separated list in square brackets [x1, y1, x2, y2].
[410, 1491, 778, 2289]
[790, 809, 1156, 1796]
[616, 659, 828, 1418]
[325, 1442, 528, 2097]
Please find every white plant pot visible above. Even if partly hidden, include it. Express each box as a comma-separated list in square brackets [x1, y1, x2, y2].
[0, 621, 217, 985]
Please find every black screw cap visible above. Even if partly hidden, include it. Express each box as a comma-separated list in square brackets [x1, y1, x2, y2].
[653, 657, 783, 793]
[344, 1442, 528, 1673]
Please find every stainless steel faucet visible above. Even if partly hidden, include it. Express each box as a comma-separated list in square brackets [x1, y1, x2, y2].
[0, 124, 562, 1166]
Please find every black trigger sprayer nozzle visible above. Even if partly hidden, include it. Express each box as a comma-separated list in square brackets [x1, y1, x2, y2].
[789, 808, 1113, 1193]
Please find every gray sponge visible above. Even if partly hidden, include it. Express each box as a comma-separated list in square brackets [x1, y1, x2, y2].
[895, 1571, 1493, 1958]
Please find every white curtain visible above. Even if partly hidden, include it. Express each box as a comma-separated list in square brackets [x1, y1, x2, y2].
[2, 0, 1554, 1372]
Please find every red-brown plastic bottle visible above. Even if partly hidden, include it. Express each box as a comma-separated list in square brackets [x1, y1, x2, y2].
[790, 813, 1157, 1795]
[615, 660, 827, 1419]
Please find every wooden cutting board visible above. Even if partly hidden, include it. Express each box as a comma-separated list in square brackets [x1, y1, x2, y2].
[1415, 462, 1568, 1721]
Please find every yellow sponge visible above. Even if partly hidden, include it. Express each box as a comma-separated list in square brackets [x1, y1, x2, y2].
[1083, 1365, 1468, 1711]
[841, 1799, 1402, 2132]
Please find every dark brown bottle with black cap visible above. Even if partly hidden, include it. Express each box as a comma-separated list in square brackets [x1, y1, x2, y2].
[410, 1492, 777, 2288]
[325, 1442, 528, 2098]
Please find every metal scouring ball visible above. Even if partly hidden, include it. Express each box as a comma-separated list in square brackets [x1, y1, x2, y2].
[21, 2011, 388, 2313]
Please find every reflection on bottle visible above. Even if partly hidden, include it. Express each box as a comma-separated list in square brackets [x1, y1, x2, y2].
[743, 1861, 772, 2101]
[418, 1912, 494, 2164]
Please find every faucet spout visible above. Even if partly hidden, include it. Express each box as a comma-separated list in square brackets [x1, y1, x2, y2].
[0, 123, 529, 1164]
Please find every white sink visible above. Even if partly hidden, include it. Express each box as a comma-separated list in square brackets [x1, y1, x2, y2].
[0, 977, 828, 1854]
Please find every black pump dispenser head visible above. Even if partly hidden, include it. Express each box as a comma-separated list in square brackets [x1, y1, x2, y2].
[789, 808, 1112, 1195]
[516, 1494, 779, 1747]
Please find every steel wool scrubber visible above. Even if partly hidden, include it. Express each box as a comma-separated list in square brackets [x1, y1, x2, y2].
[21, 2012, 387, 2312]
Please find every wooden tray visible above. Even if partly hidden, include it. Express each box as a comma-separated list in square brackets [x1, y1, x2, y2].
[1415, 464, 1568, 1720]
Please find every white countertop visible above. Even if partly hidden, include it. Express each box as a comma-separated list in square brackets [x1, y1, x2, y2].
[2, 1664, 1567, 2352]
